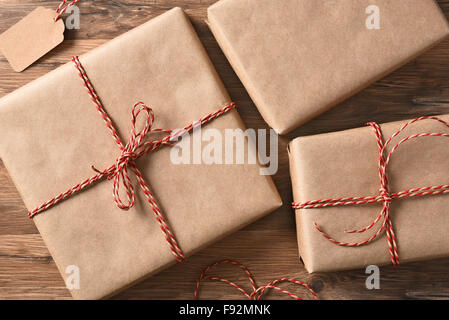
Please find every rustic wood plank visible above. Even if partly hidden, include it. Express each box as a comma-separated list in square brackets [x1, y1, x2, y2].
[0, 0, 449, 300]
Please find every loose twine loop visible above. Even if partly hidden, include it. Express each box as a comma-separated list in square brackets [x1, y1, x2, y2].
[55, 0, 81, 21]
[292, 116, 449, 266]
[194, 260, 318, 300]
[28, 56, 236, 264]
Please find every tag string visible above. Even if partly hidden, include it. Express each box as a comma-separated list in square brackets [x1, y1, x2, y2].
[55, 0, 81, 21]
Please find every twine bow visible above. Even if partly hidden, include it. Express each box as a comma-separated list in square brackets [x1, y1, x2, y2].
[292, 116, 449, 266]
[90, 102, 174, 211]
[194, 260, 318, 300]
[28, 56, 236, 264]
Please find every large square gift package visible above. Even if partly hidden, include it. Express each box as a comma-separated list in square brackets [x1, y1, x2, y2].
[208, 0, 449, 134]
[0, 8, 282, 299]
[289, 114, 449, 273]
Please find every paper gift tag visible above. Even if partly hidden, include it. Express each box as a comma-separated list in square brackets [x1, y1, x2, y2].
[0, 7, 65, 72]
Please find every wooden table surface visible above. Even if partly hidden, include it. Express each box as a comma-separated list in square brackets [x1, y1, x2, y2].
[1, 0, 449, 300]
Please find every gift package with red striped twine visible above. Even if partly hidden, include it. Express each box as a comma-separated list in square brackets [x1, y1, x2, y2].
[194, 260, 318, 300]
[0, 8, 282, 299]
[28, 56, 237, 263]
[289, 115, 449, 273]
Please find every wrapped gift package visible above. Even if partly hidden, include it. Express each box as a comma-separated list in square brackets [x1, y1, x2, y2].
[0, 8, 282, 299]
[207, 0, 449, 134]
[289, 114, 449, 273]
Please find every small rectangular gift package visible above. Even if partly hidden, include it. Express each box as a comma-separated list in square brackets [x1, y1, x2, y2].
[207, 0, 449, 134]
[289, 114, 449, 273]
[0, 8, 282, 299]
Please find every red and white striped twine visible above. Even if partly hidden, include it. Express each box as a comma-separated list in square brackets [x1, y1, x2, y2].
[194, 260, 318, 300]
[292, 116, 449, 266]
[55, 0, 81, 21]
[28, 56, 236, 263]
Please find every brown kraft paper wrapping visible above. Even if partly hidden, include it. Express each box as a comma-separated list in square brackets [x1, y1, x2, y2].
[289, 114, 449, 273]
[0, 8, 282, 299]
[207, 0, 449, 134]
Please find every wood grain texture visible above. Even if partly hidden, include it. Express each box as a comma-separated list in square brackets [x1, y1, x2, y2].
[1, 0, 449, 300]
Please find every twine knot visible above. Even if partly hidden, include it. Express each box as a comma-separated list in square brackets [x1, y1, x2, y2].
[114, 151, 135, 173]
[379, 188, 392, 203]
